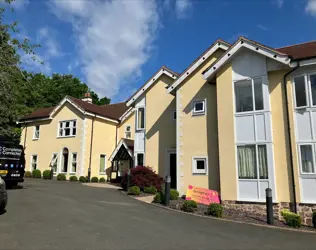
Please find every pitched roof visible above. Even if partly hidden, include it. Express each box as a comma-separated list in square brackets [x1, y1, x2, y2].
[19, 106, 55, 121]
[167, 39, 230, 93]
[126, 65, 179, 106]
[19, 97, 129, 122]
[276, 41, 316, 60]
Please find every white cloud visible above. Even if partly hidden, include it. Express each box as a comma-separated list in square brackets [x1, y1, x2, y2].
[49, 0, 159, 99]
[20, 53, 52, 75]
[306, 0, 316, 17]
[256, 24, 268, 31]
[275, 0, 284, 8]
[0, 0, 29, 10]
[37, 27, 63, 58]
[175, 0, 192, 19]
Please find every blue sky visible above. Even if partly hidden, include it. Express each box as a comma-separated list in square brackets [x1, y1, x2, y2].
[3, 0, 316, 102]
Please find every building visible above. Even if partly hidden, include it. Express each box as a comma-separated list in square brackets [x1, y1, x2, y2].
[19, 93, 134, 180]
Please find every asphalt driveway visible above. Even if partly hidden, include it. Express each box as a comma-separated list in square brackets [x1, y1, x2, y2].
[0, 179, 315, 250]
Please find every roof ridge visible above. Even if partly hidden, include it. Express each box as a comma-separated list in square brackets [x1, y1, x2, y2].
[276, 40, 316, 50]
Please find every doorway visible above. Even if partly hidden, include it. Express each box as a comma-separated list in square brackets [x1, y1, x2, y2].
[167, 152, 177, 189]
[62, 148, 69, 173]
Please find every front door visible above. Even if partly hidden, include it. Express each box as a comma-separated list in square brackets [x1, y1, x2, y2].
[169, 153, 177, 189]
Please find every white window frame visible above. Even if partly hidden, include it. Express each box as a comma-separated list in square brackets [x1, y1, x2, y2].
[293, 74, 309, 109]
[125, 125, 131, 139]
[192, 156, 208, 175]
[234, 77, 265, 114]
[50, 153, 58, 173]
[136, 107, 145, 130]
[31, 154, 38, 171]
[99, 154, 106, 174]
[171, 110, 176, 121]
[192, 99, 206, 116]
[33, 125, 40, 140]
[298, 143, 316, 175]
[58, 119, 77, 138]
[70, 152, 77, 174]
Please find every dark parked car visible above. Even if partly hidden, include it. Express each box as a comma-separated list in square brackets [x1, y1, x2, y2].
[0, 176, 7, 212]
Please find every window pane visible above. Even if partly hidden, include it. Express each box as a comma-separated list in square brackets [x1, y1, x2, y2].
[137, 108, 145, 129]
[300, 145, 314, 173]
[59, 129, 63, 137]
[237, 145, 257, 179]
[65, 128, 70, 136]
[72, 163, 76, 173]
[72, 128, 76, 135]
[194, 102, 204, 112]
[294, 76, 307, 107]
[72, 153, 77, 162]
[235, 80, 253, 112]
[196, 160, 205, 170]
[32, 155, 37, 163]
[137, 154, 144, 166]
[126, 126, 131, 132]
[310, 74, 316, 106]
[100, 155, 105, 173]
[72, 121, 76, 127]
[254, 78, 264, 110]
[258, 145, 268, 179]
[66, 121, 70, 127]
[173, 111, 177, 120]
[60, 122, 63, 128]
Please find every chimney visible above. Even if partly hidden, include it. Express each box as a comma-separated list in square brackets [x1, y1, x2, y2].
[82, 92, 92, 104]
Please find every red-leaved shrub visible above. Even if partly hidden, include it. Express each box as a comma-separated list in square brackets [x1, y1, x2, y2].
[121, 166, 163, 191]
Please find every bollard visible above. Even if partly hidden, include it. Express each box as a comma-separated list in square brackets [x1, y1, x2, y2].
[50, 167, 54, 180]
[126, 169, 131, 192]
[164, 175, 171, 206]
[87, 168, 91, 182]
[266, 188, 273, 225]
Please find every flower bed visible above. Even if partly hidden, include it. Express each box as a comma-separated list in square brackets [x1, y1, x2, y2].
[155, 199, 316, 232]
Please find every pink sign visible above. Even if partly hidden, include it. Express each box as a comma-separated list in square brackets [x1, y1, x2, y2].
[185, 185, 220, 205]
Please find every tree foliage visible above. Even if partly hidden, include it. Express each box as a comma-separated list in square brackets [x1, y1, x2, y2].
[0, 0, 110, 141]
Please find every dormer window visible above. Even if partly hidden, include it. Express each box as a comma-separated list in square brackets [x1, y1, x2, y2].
[58, 120, 77, 137]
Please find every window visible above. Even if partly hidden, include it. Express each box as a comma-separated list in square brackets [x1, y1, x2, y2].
[237, 145, 268, 179]
[31, 155, 37, 171]
[137, 153, 144, 166]
[71, 153, 77, 173]
[300, 145, 315, 173]
[310, 74, 316, 106]
[137, 108, 145, 130]
[99, 154, 106, 173]
[61, 148, 69, 173]
[192, 157, 208, 174]
[125, 125, 131, 139]
[192, 100, 205, 115]
[235, 78, 264, 113]
[59, 120, 77, 137]
[33, 125, 40, 139]
[50, 153, 58, 173]
[172, 111, 176, 121]
[294, 75, 307, 108]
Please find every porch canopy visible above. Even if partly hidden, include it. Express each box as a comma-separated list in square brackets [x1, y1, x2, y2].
[109, 139, 134, 182]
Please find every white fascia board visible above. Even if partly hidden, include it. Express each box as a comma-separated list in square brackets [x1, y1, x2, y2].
[203, 41, 291, 80]
[127, 69, 177, 107]
[119, 107, 134, 123]
[167, 43, 230, 94]
[109, 139, 132, 161]
[50, 97, 86, 118]
[290, 58, 316, 68]
[85, 112, 119, 124]
[17, 117, 52, 124]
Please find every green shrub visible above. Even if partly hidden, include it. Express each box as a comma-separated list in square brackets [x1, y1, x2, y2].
[79, 176, 87, 183]
[181, 200, 197, 213]
[42, 170, 51, 180]
[313, 211, 316, 228]
[207, 203, 224, 218]
[281, 209, 302, 228]
[153, 193, 162, 203]
[144, 186, 157, 194]
[91, 177, 99, 183]
[57, 173, 66, 181]
[99, 177, 106, 183]
[170, 189, 179, 200]
[24, 171, 32, 178]
[69, 176, 78, 182]
[32, 169, 41, 178]
[128, 186, 140, 195]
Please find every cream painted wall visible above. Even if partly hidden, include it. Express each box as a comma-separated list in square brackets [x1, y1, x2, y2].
[118, 111, 135, 142]
[216, 63, 237, 200]
[176, 50, 223, 195]
[21, 102, 85, 178]
[145, 74, 176, 175]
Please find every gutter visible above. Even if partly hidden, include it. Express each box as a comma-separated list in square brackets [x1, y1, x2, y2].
[23, 126, 27, 150]
[88, 114, 96, 182]
[283, 62, 300, 213]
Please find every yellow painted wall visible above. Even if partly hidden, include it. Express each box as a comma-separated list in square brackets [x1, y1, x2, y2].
[21, 102, 85, 179]
[177, 50, 224, 194]
[118, 111, 135, 142]
[145, 74, 176, 175]
[216, 63, 236, 200]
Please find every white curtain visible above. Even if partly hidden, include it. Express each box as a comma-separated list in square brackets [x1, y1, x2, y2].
[237, 146, 257, 179]
[301, 145, 314, 173]
[258, 145, 268, 179]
